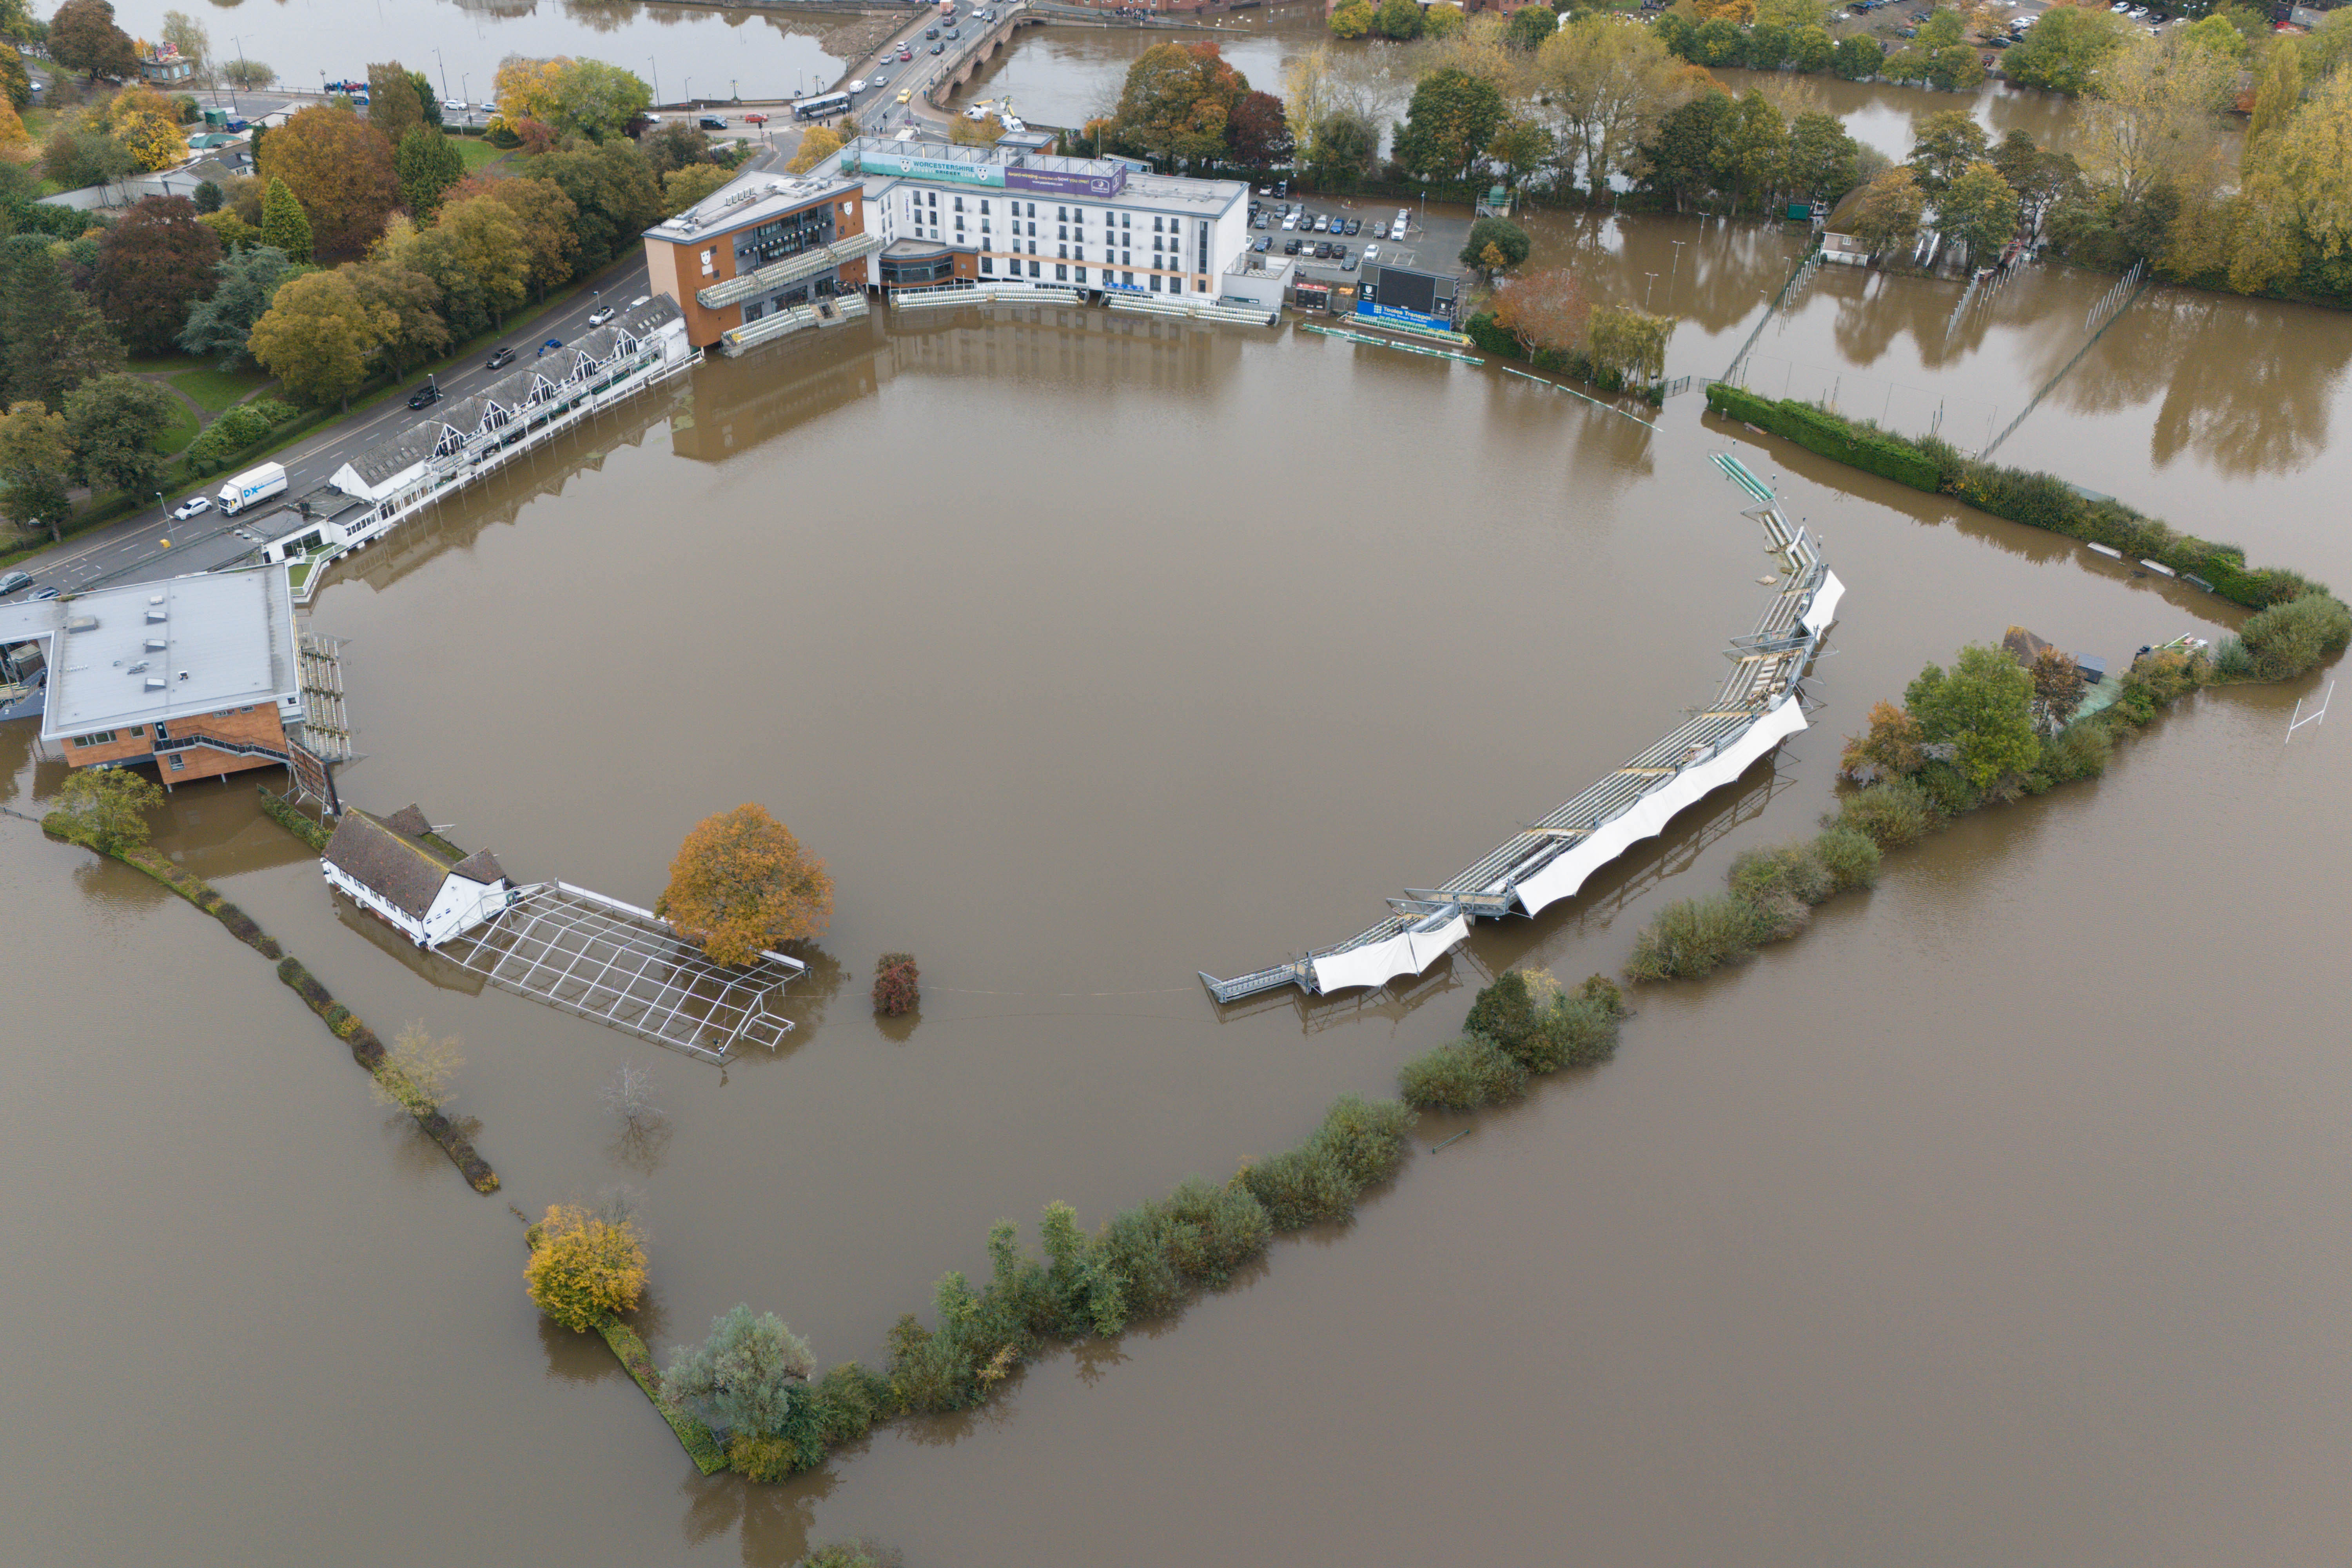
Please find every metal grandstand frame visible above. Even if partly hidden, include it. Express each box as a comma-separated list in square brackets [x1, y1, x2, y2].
[438, 882, 806, 1062]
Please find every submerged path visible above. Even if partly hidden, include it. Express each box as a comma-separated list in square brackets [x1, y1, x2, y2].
[1200, 456, 1845, 1003]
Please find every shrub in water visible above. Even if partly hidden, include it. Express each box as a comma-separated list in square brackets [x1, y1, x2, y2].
[1397, 1034, 1529, 1109]
[1096, 1200, 1188, 1319]
[1810, 826, 1882, 891]
[1728, 842, 1836, 907]
[1531, 994, 1619, 1070]
[807, 1362, 890, 1449]
[1914, 759, 1984, 818]
[1575, 973, 1625, 1018]
[1311, 1093, 1416, 1191]
[1833, 778, 1942, 849]
[1157, 1176, 1272, 1289]
[1462, 969, 1539, 1056]
[2230, 592, 2343, 677]
[1238, 1142, 1359, 1231]
[2041, 718, 2115, 784]
[1624, 894, 1769, 982]
[870, 951, 919, 1015]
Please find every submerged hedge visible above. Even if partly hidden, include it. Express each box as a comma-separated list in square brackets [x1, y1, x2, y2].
[1705, 382, 2334, 612]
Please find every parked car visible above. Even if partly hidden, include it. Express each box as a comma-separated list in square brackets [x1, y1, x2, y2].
[1281, 213, 1298, 230]
[171, 495, 212, 521]
[29, 586, 56, 601]
[1345, 217, 1361, 236]
[1342, 254, 1359, 272]
[485, 346, 516, 370]
[588, 305, 617, 326]
[1314, 241, 1331, 259]
[1252, 236, 1270, 253]
[1363, 243, 1381, 264]
[407, 382, 442, 409]
[0, 570, 29, 595]
[1282, 238, 1301, 255]
[443, 98, 465, 111]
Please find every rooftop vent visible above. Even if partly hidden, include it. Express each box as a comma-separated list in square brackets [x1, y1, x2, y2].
[144, 638, 165, 652]
[146, 608, 167, 624]
[145, 677, 165, 690]
[64, 615, 98, 633]
[148, 594, 163, 604]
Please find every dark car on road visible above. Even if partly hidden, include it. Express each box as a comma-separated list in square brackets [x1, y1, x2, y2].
[485, 346, 516, 371]
[698, 114, 728, 130]
[407, 383, 442, 409]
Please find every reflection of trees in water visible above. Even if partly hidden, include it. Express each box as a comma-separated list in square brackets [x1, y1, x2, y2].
[560, 0, 641, 31]
[1523, 209, 1802, 334]
[682, 1463, 835, 1567]
[2145, 298, 2346, 478]
[453, 0, 543, 19]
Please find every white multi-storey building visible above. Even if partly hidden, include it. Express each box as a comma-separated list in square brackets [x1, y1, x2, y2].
[842, 139, 1252, 300]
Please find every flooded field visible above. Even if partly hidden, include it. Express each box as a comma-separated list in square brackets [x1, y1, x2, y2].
[8, 252, 2352, 1563]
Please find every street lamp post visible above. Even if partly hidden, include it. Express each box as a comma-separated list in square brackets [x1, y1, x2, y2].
[435, 49, 449, 100]
[1670, 238, 1686, 279]
[1644, 271, 1658, 310]
[227, 35, 248, 115]
[684, 77, 693, 108]
[650, 57, 661, 107]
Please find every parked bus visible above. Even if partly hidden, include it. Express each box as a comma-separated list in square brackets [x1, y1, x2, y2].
[796, 91, 852, 120]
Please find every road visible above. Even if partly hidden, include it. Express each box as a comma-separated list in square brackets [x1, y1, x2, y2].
[6, 254, 654, 600]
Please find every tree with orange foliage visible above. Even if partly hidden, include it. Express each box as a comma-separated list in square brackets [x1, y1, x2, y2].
[525, 1203, 648, 1332]
[1839, 700, 1925, 782]
[255, 104, 398, 257]
[1689, 0, 1757, 21]
[657, 804, 834, 966]
[1491, 267, 1593, 357]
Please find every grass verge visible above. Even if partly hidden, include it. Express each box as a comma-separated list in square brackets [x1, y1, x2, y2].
[595, 1315, 729, 1475]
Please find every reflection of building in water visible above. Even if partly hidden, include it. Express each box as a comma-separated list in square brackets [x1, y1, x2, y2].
[886, 303, 1248, 391]
[668, 317, 888, 464]
[339, 381, 686, 598]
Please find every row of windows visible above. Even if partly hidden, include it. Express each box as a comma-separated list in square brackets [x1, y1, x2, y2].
[977, 258, 1198, 292]
[901, 189, 1202, 240]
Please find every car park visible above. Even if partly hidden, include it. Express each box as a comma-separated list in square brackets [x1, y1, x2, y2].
[171, 495, 212, 521]
[485, 345, 516, 370]
[407, 383, 443, 409]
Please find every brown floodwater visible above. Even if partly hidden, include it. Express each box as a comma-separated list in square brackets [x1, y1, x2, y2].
[7, 267, 2350, 1565]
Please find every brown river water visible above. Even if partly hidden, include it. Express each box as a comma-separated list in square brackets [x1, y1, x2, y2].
[7, 218, 2352, 1563]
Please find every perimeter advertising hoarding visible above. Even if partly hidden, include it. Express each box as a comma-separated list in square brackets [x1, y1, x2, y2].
[1356, 300, 1454, 333]
[1004, 164, 1127, 199]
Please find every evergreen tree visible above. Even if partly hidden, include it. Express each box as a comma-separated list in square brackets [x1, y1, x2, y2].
[395, 124, 465, 215]
[258, 176, 312, 262]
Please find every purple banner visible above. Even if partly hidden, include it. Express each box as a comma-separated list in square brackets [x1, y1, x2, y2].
[1005, 165, 1126, 200]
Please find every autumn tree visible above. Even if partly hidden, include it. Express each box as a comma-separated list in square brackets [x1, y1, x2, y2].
[1906, 109, 1989, 195]
[257, 176, 313, 262]
[177, 244, 300, 370]
[1113, 41, 1251, 167]
[2078, 31, 2236, 207]
[525, 1203, 648, 1332]
[247, 269, 390, 410]
[1490, 266, 1592, 356]
[395, 124, 465, 215]
[1328, 0, 1374, 39]
[0, 42, 30, 111]
[656, 804, 833, 966]
[92, 195, 221, 354]
[48, 765, 163, 851]
[367, 61, 424, 147]
[1905, 644, 2041, 788]
[0, 398, 71, 542]
[368, 1022, 464, 1114]
[494, 56, 568, 129]
[495, 56, 651, 143]
[348, 224, 449, 377]
[257, 104, 400, 258]
[1838, 700, 1925, 782]
[1586, 303, 1675, 384]
[1395, 66, 1506, 181]
[661, 162, 733, 214]
[63, 373, 174, 499]
[2025, 646, 2085, 736]
[2004, 3, 2127, 95]
[485, 176, 582, 297]
[1229, 89, 1291, 167]
[661, 1305, 816, 1441]
[421, 194, 530, 328]
[1460, 214, 1530, 276]
[1543, 16, 1693, 205]
[1847, 165, 1927, 257]
[787, 123, 846, 174]
[49, 0, 137, 83]
[949, 112, 1006, 146]
[1938, 160, 2020, 264]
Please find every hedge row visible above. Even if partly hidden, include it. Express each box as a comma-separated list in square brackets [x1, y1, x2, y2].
[1464, 311, 1661, 403]
[43, 813, 282, 960]
[274, 956, 501, 1194]
[256, 786, 331, 851]
[1705, 382, 2332, 610]
[596, 1315, 727, 1475]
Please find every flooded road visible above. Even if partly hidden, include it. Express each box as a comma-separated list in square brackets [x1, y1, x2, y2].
[7, 266, 2351, 1563]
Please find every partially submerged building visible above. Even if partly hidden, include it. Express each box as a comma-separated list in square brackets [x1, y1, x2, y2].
[0, 564, 343, 799]
[321, 804, 513, 947]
